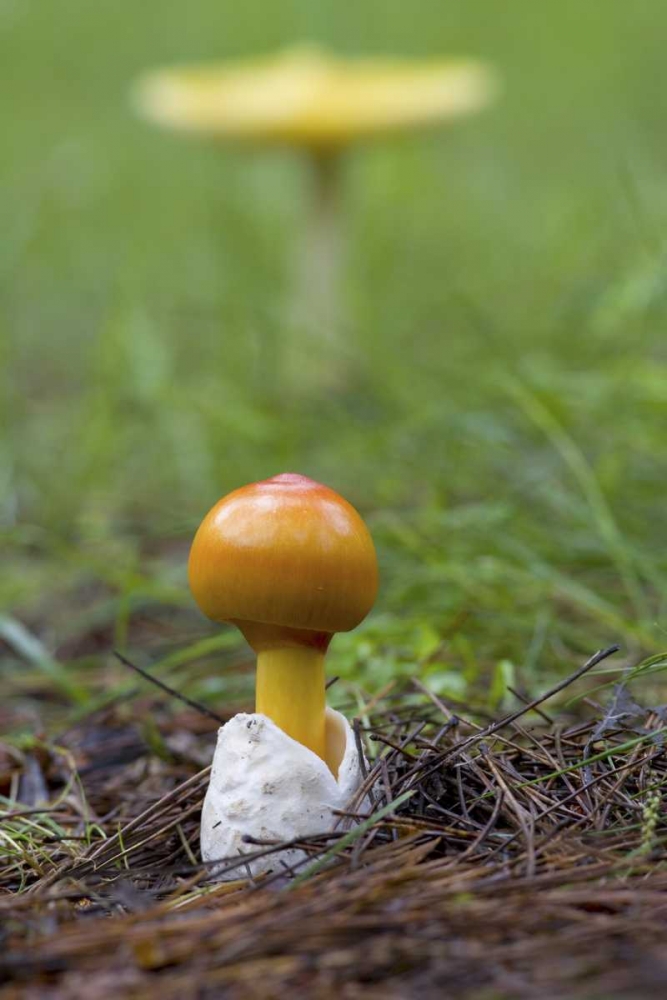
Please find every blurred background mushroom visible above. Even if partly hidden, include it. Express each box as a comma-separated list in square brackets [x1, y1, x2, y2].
[133, 45, 498, 376]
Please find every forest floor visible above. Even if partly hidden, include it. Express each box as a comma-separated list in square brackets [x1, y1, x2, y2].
[4, 642, 667, 999]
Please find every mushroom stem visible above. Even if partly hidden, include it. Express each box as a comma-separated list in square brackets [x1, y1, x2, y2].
[256, 646, 327, 763]
[296, 150, 344, 343]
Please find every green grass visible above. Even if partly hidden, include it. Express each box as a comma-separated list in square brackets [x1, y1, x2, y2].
[2, 0, 667, 717]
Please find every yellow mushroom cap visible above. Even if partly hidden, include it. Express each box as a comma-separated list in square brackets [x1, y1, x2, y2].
[188, 473, 378, 636]
[133, 46, 498, 151]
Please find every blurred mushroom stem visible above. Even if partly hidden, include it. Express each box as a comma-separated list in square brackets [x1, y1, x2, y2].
[295, 150, 345, 345]
[256, 645, 327, 763]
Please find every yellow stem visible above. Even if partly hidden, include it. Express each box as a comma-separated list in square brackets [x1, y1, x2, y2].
[256, 646, 326, 764]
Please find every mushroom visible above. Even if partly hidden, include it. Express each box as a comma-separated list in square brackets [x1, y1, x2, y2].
[133, 45, 498, 343]
[188, 472, 378, 771]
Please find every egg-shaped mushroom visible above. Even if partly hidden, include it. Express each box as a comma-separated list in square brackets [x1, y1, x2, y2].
[189, 473, 378, 767]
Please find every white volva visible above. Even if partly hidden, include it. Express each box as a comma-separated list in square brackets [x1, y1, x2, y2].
[201, 709, 368, 878]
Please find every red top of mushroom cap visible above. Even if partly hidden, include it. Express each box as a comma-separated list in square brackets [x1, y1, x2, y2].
[188, 473, 378, 635]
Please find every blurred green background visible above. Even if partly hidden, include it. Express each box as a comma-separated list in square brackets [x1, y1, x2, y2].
[2, 0, 667, 716]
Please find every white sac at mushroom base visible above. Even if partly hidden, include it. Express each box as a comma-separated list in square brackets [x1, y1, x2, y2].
[201, 708, 368, 879]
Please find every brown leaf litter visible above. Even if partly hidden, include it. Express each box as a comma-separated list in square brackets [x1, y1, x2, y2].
[3, 645, 667, 998]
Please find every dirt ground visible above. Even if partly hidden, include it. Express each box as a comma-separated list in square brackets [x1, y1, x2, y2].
[4, 646, 667, 999]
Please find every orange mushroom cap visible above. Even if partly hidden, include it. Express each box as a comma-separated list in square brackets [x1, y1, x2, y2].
[188, 473, 378, 637]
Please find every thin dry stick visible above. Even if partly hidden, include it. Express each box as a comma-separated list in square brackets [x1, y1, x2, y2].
[114, 651, 226, 724]
[401, 645, 620, 789]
